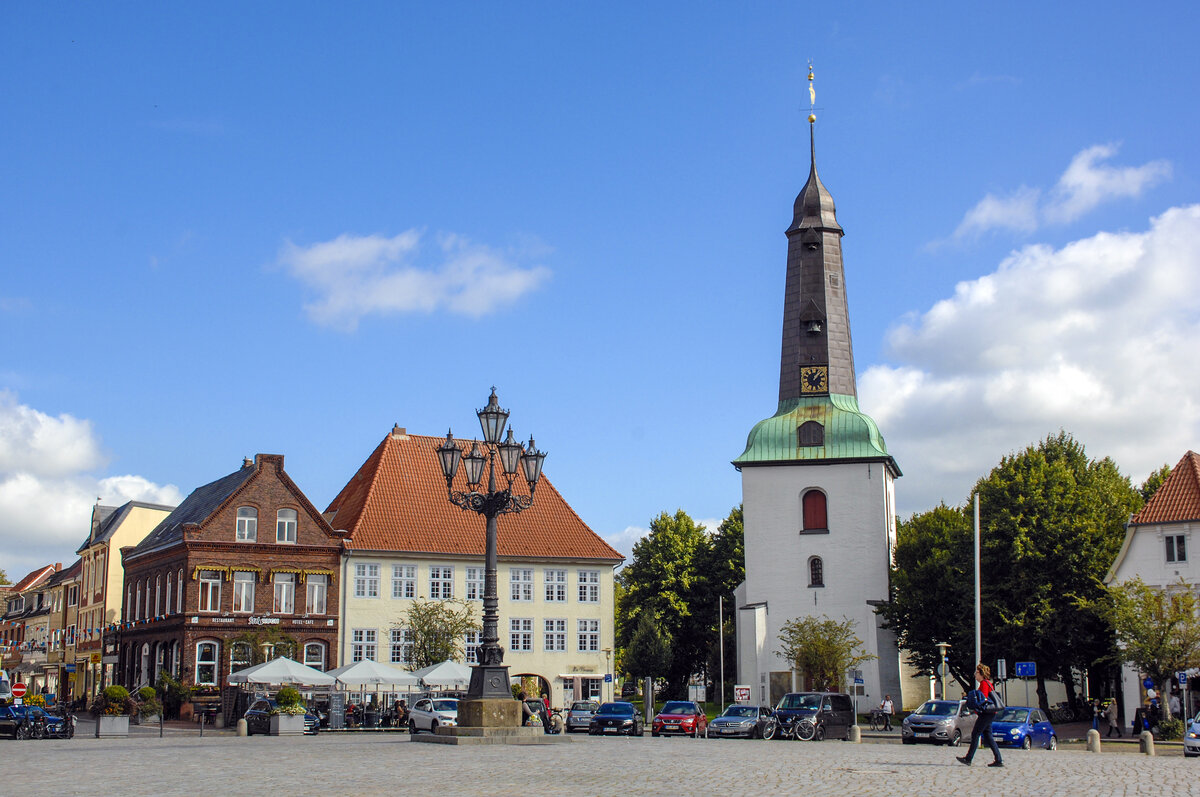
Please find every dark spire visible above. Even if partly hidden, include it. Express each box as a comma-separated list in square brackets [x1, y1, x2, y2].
[788, 122, 843, 235]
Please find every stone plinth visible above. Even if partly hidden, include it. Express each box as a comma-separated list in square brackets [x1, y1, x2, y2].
[411, 726, 569, 746]
[458, 698, 521, 728]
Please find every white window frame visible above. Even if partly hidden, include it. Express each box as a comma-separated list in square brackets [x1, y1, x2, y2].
[509, 618, 533, 652]
[177, 569, 184, 613]
[544, 618, 567, 652]
[276, 508, 298, 544]
[164, 574, 172, 615]
[464, 631, 480, 664]
[392, 565, 416, 599]
[304, 642, 326, 670]
[232, 571, 256, 614]
[195, 641, 219, 685]
[429, 566, 454, 599]
[154, 576, 162, 617]
[578, 570, 600, 603]
[306, 574, 327, 615]
[390, 628, 414, 666]
[577, 618, 600, 652]
[1167, 534, 1188, 563]
[510, 568, 534, 602]
[545, 569, 567, 602]
[466, 567, 484, 601]
[198, 571, 221, 613]
[236, 506, 258, 542]
[273, 573, 295, 614]
[355, 563, 380, 598]
[351, 628, 377, 662]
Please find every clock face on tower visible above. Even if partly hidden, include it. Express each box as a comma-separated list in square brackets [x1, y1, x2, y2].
[800, 365, 828, 394]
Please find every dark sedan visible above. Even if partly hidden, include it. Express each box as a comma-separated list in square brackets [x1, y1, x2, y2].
[243, 698, 320, 735]
[0, 705, 68, 739]
[707, 704, 774, 739]
[588, 701, 644, 736]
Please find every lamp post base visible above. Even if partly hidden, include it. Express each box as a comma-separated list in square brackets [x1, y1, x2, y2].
[467, 664, 514, 701]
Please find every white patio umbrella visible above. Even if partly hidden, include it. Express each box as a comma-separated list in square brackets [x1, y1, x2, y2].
[227, 656, 335, 686]
[326, 659, 421, 723]
[413, 660, 471, 690]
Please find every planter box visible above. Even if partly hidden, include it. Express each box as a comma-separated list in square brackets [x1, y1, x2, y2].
[134, 714, 160, 725]
[97, 715, 130, 737]
[269, 714, 306, 736]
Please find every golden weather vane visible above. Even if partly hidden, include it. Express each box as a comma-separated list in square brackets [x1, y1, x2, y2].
[807, 60, 817, 123]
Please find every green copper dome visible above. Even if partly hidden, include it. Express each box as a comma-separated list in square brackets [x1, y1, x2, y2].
[734, 393, 896, 467]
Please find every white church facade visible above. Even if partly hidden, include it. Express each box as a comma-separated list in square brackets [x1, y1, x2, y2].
[733, 117, 903, 709]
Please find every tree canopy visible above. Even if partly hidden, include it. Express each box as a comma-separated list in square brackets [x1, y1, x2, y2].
[394, 598, 480, 670]
[776, 614, 875, 691]
[0, 569, 9, 585]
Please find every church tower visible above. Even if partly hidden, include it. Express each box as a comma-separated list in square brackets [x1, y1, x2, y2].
[733, 82, 902, 709]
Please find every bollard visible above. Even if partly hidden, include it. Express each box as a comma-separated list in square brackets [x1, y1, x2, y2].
[848, 725, 861, 743]
[237, 718, 248, 737]
[1086, 728, 1100, 752]
[160, 713, 164, 738]
[1139, 730, 1154, 756]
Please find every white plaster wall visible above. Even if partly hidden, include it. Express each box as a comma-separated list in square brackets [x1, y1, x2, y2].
[739, 460, 899, 705]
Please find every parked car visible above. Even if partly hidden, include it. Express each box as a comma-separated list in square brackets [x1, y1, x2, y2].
[707, 704, 774, 739]
[991, 706, 1057, 750]
[901, 699, 976, 746]
[1185, 712, 1200, 757]
[652, 700, 708, 737]
[588, 701, 644, 736]
[566, 700, 600, 733]
[774, 692, 855, 741]
[0, 704, 71, 739]
[408, 697, 459, 734]
[243, 698, 320, 735]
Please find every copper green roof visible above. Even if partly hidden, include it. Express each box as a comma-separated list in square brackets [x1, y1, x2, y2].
[734, 393, 900, 474]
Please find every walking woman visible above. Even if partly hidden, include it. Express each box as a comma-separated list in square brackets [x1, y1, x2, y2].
[957, 663, 1003, 768]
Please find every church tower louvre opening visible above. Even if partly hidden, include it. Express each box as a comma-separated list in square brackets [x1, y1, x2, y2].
[732, 78, 904, 709]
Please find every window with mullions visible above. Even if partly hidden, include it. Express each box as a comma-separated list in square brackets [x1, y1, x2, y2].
[809, 556, 824, 587]
[577, 619, 599, 652]
[798, 421, 824, 447]
[198, 571, 222, 612]
[544, 618, 566, 652]
[1167, 534, 1188, 563]
[510, 569, 533, 601]
[195, 641, 219, 685]
[464, 631, 480, 664]
[466, 568, 484, 601]
[392, 565, 416, 599]
[430, 566, 454, 599]
[390, 629, 414, 666]
[306, 574, 327, 615]
[578, 570, 600, 603]
[355, 563, 380, 598]
[273, 573, 295, 614]
[233, 571, 256, 613]
[236, 506, 258, 542]
[230, 642, 253, 673]
[304, 642, 326, 670]
[545, 569, 567, 602]
[276, 508, 298, 543]
[510, 618, 533, 652]
[351, 629, 377, 662]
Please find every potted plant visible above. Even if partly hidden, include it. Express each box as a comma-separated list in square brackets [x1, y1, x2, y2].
[134, 686, 162, 725]
[268, 686, 308, 736]
[91, 685, 134, 737]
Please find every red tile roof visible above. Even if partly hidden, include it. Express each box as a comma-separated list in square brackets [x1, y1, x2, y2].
[325, 429, 623, 563]
[1132, 451, 1200, 525]
[8, 564, 59, 593]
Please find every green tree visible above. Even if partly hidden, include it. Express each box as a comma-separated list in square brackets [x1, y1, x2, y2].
[1140, 464, 1172, 504]
[616, 510, 712, 697]
[876, 504, 977, 691]
[776, 614, 875, 691]
[974, 432, 1141, 714]
[1101, 577, 1200, 720]
[394, 598, 480, 669]
[623, 613, 671, 683]
[0, 569, 9, 585]
[698, 506, 744, 702]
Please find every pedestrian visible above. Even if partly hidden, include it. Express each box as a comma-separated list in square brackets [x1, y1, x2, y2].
[1170, 690, 1181, 718]
[1091, 699, 1101, 731]
[1104, 698, 1121, 738]
[879, 694, 894, 731]
[957, 662, 1003, 768]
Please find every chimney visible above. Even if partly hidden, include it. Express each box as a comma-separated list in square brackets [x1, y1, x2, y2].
[391, 424, 407, 438]
[243, 457, 253, 469]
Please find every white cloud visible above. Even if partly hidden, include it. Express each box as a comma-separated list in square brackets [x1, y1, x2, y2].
[279, 230, 552, 331]
[602, 516, 725, 568]
[865, 204, 1200, 517]
[948, 144, 1171, 240]
[0, 394, 182, 577]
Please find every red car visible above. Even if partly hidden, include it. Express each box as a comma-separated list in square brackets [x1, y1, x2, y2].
[652, 700, 708, 737]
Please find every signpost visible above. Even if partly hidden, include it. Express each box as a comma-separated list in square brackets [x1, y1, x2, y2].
[734, 684, 751, 704]
[11, 682, 27, 703]
[1014, 662, 1035, 707]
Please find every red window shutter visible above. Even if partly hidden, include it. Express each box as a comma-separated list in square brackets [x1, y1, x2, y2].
[803, 491, 827, 530]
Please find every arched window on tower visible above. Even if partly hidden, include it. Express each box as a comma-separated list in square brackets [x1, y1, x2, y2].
[798, 421, 824, 447]
[802, 489, 828, 531]
[809, 556, 824, 588]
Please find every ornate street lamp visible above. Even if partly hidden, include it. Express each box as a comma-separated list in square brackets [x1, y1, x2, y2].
[436, 388, 546, 701]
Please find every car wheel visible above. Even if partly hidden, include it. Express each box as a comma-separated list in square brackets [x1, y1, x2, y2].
[815, 725, 825, 742]
[409, 719, 418, 734]
[949, 729, 962, 747]
[1047, 735, 1057, 751]
[430, 721, 439, 734]
[15, 724, 28, 741]
[902, 737, 915, 745]
[1022, 736, 1032, 750]
[652, 730, 659, 737]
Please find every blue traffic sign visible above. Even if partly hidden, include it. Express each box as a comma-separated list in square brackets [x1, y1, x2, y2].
[1179, 672, 1189, 687]
[604, 673, 612, 683]
[1014, 661, 1036, 678]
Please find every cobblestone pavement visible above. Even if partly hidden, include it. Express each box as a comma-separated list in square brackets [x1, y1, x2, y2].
[10, 727, 1199, 797]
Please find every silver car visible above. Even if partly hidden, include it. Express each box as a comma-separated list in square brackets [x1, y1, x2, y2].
[408, 697, 459, 734]
[901, 699, 976, 746]
[566, 700, 600, 733]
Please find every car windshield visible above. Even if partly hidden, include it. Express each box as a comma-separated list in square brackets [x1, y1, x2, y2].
[598, 702, 634, 716]
[722, 706, 758, 718]
[916, 701, 958, 717]
[660, 702, 694, 715]
[570, 702, 598, 711]
[778, 694, 821, 710]
[432, 700, 458, 712]
[995, 709, 1030, 723]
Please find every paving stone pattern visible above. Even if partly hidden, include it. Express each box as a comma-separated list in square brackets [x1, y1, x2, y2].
[11, 727, 1198, 796]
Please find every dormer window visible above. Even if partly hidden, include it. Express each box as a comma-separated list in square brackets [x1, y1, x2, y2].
[276, 509, 298, 544]
[236, 507, 258, 542]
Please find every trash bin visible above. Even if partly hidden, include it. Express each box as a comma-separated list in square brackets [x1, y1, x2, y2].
[365, 710, 379, 728]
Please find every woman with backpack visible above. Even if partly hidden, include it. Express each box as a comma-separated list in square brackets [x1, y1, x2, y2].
[957, 662, 1004, 768]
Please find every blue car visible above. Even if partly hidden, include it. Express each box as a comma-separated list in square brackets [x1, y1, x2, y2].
[990, 706, 1057, 750]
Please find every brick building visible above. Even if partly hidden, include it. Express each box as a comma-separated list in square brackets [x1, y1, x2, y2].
[118, 454, 346, 696]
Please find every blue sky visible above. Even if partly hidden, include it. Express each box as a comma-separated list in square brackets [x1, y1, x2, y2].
[3, 2, 1199, 575]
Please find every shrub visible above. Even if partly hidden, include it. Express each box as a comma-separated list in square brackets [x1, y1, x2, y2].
[24, 694, 46, 708]
[1157, 716, 1184, 740]
[275, 686, 302, 708]
[92, 685, 134, 716]
[137, 686, 157, 702]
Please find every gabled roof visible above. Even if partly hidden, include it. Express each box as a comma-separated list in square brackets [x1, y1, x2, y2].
[77, 500, 177, 553]
[325, 428, 622, 563]
[1132, 451, 1200, 525]
[127, 463, 258, 556]
[8, 564, 59, 594]
[45, 559, 82, 587]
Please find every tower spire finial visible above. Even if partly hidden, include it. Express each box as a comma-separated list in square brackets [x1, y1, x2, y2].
[807, 60, 816, 123]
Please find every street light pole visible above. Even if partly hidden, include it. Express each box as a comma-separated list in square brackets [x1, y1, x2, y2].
[437, 388, 546, 702]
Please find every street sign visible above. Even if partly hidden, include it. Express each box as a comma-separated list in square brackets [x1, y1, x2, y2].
[10, 682, 27, 698]
[734, 684, 751, 703]
[854, 678, 864, 685]
[604, 673, 612, 683]
[996, 658, 1007, 681]
[1014, 661, 1036, 678]
[1179, 671, 1189, 687]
